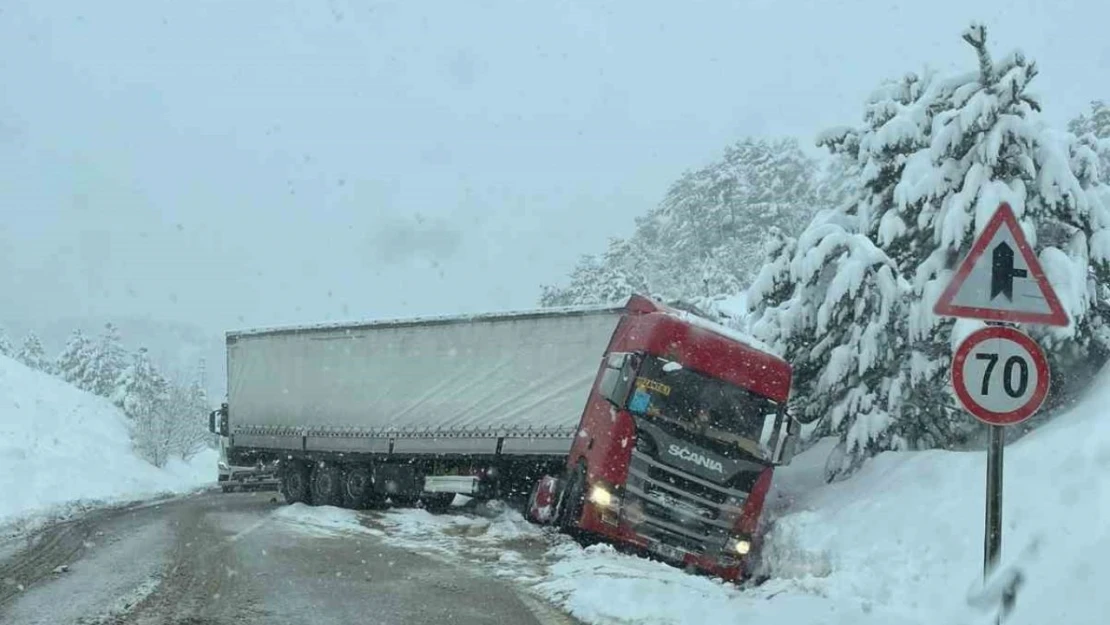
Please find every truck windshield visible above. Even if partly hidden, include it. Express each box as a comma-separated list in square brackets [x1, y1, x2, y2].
[628, 355, 779, 444]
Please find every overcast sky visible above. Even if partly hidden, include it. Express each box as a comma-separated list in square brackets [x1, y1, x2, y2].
[1, 0, 1107, 336]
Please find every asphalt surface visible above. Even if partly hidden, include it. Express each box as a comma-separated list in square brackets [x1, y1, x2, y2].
[0, 491, 575, 625]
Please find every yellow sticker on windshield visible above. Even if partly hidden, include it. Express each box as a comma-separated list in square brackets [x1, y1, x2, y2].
[636, 378, 671, 396]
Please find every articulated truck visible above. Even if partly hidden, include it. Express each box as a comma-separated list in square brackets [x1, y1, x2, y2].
[209, 294, 800, 580]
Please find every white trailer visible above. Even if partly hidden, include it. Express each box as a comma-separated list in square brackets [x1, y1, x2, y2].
[213, 303, 625, 509]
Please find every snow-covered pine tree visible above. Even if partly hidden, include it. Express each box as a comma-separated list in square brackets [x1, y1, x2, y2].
[1068, 100, 1110, 184]
[747, 209, 910, 461]
[86, 323, 127, 399]
[112, 347, 162, 420]
[158, 361, 214, 462]
[747, 24, 1110, 475]
[0, 326, 13, 358]
[163, 381, 193, 459]
[813, 153, 863, 221]
[113, 347, 173, 467]
[177, 370, 212, 460]
[16, 332, 51, 373]
[56, 329, 95, 390]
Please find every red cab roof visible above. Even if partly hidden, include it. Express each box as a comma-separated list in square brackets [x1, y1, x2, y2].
[614, 295, 792, 403]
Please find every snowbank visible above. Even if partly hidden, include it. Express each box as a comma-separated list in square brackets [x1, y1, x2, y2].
[0, 355, 217, 530]
[757, 365, 1110, 625]
[374, 502, 551, 582]
[272, 503, 384, 539]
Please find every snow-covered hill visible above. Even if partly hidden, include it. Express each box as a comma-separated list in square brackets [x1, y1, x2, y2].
[0, 354, 216, 530]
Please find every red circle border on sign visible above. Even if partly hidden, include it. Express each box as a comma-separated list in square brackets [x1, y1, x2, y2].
[951, 326, 1051, 426]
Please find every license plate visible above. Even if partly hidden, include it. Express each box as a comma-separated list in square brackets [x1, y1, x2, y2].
[650, 542, 685, 562]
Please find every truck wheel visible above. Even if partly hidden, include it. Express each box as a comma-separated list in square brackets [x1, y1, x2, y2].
[558, 464, 587, 531]
[281, 462, 312, 505]
[420, 494, 454, 514]
[343, 466, 375, 509]
[311, 463, 344, 507]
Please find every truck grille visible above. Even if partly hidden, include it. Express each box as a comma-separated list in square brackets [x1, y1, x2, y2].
[622, 449, 749, 555]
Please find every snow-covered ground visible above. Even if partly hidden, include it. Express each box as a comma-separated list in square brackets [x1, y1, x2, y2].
[269, 364, 1110, 625]
[0, 354, 217, 531]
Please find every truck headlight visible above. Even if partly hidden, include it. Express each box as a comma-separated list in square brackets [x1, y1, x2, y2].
[730, 537, 751, 556]
[587, 484, 613, 508]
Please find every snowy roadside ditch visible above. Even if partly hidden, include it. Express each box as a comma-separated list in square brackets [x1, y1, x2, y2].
[271, 494, 917, 625]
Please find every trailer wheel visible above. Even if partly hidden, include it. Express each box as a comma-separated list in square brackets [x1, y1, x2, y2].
[281, 462, 312, 505]
[343, 466, 375, 509]
[558, 464, 587, 531]
[311, 463, 344, 507]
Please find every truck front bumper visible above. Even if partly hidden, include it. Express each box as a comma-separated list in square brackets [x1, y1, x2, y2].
[578, 496, 750, 582]
[576, 449, 762, 582]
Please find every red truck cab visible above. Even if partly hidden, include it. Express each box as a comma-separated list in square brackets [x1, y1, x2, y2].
[529, 295, 795, 581]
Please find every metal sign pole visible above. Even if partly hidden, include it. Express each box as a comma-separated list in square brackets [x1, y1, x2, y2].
[984, 423, 1003, 579]
[985, 419, 1016, 623]
[982, 325, 1013, 624]
[984, 421, 1005, 616]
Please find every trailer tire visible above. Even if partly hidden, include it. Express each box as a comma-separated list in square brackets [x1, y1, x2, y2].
[281, 462, 312, 505]
[311, 463, 344, 507]
[558, 464, 587, 531]
[343, 466, 375, 509]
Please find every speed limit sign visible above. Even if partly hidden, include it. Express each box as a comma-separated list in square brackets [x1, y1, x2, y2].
[951, 326, 1050, 426]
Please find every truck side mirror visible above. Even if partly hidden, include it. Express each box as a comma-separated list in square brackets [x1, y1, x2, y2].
[598, 352, 640, 408]
[209, 408, 229, 436]
[771, 411, 799, 465]
[775, 429, 798, 465]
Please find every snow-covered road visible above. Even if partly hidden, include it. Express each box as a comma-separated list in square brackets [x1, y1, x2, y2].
[0, 491, 572, 625]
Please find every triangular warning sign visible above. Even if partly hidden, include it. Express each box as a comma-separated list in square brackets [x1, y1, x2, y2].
[933, 202, 1069, 326]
